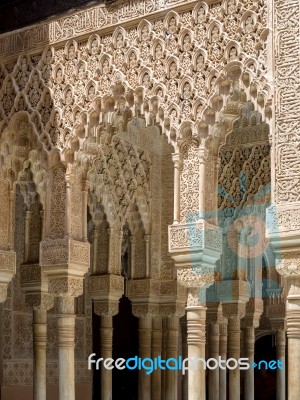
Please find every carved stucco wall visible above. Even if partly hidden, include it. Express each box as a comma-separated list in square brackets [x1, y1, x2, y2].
[0, 0, 288, 390]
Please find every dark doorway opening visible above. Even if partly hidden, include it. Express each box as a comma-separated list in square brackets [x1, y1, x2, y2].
[112, 295, 139, 399]
[254, 334, 276, 400]
[92, 296, 139, 400]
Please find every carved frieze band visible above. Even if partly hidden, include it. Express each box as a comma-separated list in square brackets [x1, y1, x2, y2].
[49, 277, 83, 297]
[40, 239, 89, 266]
[266, 203, 300, 240]
[217, 279, 250, 302]
[24, 293, 54, 310]
[177, 264, 215, 289]
[168, 221, 222, 253]
[0, 0, 198, 59]
[89, 274, 124, 297]
[94, 300, 119, 316]
[274, 0, 300, 203]
[127, 278, 160, 297]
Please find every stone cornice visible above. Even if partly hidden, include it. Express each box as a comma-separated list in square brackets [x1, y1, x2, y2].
[0, 0, 219, 61]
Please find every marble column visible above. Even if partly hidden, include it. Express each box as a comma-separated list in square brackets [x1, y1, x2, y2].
[276, 329, 286, 400]
[57, 296, 76, 400]
[186, 298, 206, 400]
[172, 153, 181, 224]
[227, 317, 241, 400]
[244, 326, 255, 400]
[152, 317, 162, 400]
[165, 317, 179, 400]
[33, 308, 47, 400]
[221, 282, 247, 400]
[139, 317, 152, 400]
[198, 147, 207, 215]
[100, 315, 113, 400]
[21, 274, 54, 400]
[219, 322, 227, 400]
[0, 303, 3, 399]
[208, 321, 220, 400]
[181, 316, 188, 400]
[286, 277, 300, 400]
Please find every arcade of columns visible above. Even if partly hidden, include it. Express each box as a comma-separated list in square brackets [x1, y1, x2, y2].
[0, 0, 298, 399]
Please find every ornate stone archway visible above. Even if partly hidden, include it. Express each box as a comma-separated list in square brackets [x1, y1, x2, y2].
[0, 0, 299, 399]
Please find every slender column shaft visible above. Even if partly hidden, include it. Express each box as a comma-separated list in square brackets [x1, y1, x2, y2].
[181, 317, 188, 400]
[0, 304, 3, 400]
[139, 317, 152, 400]
[100, 315, 113, 400]
[172, 154, 181, 224]
[92, 227, 99, 274]
[144, 235, 150, 278]
[82, 181, 89, 241]
[286, 277, 300, 400]
[33, 308, 47, 400]
[186, 306, 206, 400]
[24, 211, 31, 261]
[165, 318, 178, 400]
[130, 236, 135, 278]
[198, 150, 206, 215]
[276, 330, 286, 400]
[65, 179, 71, 237]
[287, 311, 300, 400]
[9, 190, 15, 249]
[208, 322, 219, 400]
[244, 326, 255, 400]
[151, 317, 162, 400]
[219, 323, 227, 400]
[228, 317, 241, 400]
[57, 297, 75, 400]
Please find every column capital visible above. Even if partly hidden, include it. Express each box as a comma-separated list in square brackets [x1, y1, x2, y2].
[19, 263, 54, 310]
[131, 303, 160, 318]
[25, 293, 54, 311]
[49, 276, 84, 297]
[40, 238, 90, 297]
[89, 274, 124, 300]
[159, 303, 186, 318]
[127, 278, 186, 318]
[266, 295, 285, 330]
[206, 302, 223, 323]
[94, 300, 119, 317]
[275, 252, 300, 277]
[242, 297, 264, 328]
[199, 146, 208, 163]
[177, 264, 215, 289]
[171, 152, 182, 168]
[222, 302, 246, 320]
[266, 204, 300, 277]
[218, 279, 250, 304]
